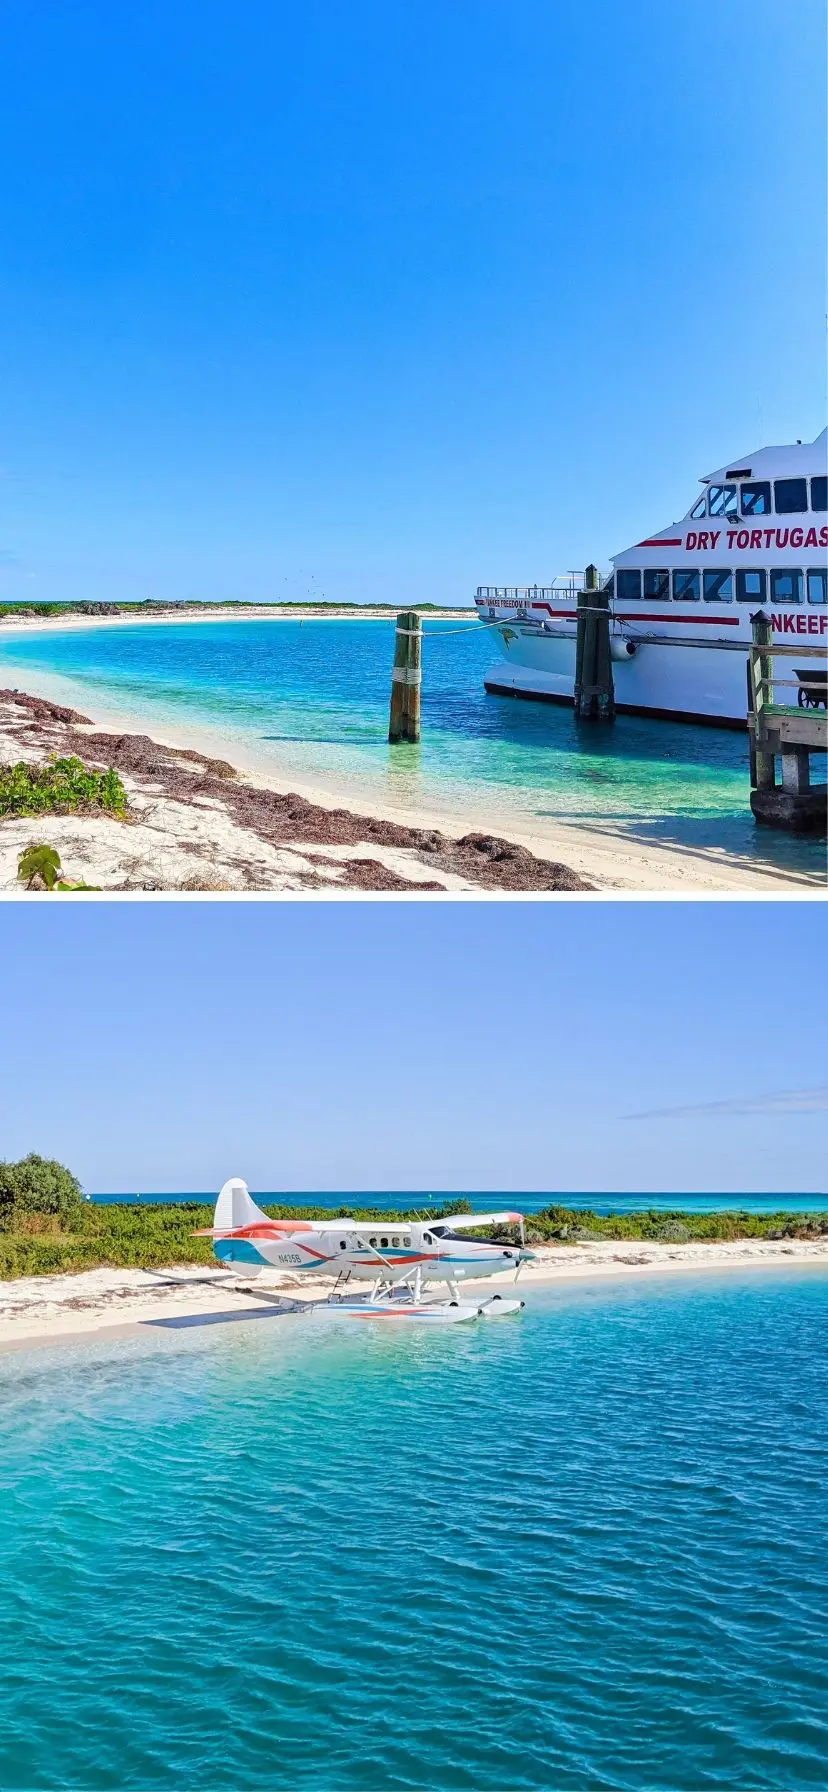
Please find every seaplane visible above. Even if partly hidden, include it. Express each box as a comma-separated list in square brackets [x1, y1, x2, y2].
[195, 1179, 535, 1324]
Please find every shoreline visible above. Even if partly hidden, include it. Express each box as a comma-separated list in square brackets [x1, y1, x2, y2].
[0, 605, 470, 639]
[1, 671, 820, 891]
[2, 1239, 827, 1352]
[0, 687, 589, 892]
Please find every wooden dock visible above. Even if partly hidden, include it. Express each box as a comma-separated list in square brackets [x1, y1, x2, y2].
[747, 614, 827, 833]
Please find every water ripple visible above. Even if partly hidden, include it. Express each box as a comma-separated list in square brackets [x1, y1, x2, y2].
[0, 1271, 826, 1789]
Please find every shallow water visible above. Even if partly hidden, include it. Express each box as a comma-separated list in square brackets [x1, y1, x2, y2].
[2, 1269, 827, 1790]
[1, 617, 823, 879]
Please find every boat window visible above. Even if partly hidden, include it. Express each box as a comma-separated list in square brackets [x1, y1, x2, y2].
[770, 568, 803, 605]
[811, 476, 827, 511]
[643, 569, 670, 601]
[703, 570, 733, 603]
[673, 570, 700, 602]
[774, 478, 808, 515]
[807, 569, 827, 605]
[736, 569, 767, 603]
[707, 485, 738, 518]
[689, 494, 707, 519]
[740, 482, 771, 516]
[616, 569, 642, 601]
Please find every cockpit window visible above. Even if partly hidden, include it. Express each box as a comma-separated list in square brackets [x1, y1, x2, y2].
[708, 485, 738, 518]
[774, 478, 808, 514]
[689, 494, 707, 519]
[740, 482, 771, 516]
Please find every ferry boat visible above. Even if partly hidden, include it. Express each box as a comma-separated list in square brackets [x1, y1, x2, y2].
[476, 430, 827, 726]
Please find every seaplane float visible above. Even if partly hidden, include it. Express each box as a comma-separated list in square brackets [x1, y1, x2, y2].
[195, 1179, 535, 1324]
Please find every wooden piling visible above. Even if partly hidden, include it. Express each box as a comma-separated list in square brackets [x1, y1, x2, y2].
[573, 564, 615, 722]
[388, 610, 422, 743]
[747, 611, 827, 833]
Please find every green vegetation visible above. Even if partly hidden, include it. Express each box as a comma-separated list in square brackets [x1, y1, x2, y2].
[526, 1203, 828, 1244]
[0, 1156, 85, 1234]
[16, 843, 101, 891]
[0, 1192, 825, 1281]
[0, 599, 473, 618]
[0, 757, 127, 821]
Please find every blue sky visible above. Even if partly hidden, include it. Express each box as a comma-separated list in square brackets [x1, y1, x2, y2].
[1, 0, 825, 606]
[2, 902, 825, 1194]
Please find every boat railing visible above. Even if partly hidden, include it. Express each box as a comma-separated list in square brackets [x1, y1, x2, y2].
[476, 577, 611, 603]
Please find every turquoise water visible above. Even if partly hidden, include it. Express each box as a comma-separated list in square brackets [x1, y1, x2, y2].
[1, 617, 823, 879]
[91, 1189, 828, 1216]
[2, 1268, 827, 1791]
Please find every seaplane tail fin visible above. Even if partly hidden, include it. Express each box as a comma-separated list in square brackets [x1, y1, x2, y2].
[192, 1177, 271, 1237]
[214, 1177, 269, 1232]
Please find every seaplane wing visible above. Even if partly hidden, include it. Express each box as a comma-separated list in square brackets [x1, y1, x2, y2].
[432, 1211, 524, 1231]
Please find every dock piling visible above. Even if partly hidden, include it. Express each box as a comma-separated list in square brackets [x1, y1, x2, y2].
[747, 612, 827, 833]
[573, 565, 615, 722]
[388, 610, 422, 744]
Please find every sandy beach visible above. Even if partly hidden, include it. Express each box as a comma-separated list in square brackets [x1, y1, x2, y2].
[2, 1238, 826, 1352]
[0, 688, 590, 892]
[2, 666, 822, 894]
[0, 604, 470, 637]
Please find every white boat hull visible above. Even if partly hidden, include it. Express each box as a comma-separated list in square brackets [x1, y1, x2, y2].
[482, 623, 767, 726]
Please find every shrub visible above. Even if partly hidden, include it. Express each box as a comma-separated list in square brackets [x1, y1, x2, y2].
[0, 757, 127, 820]
[0, 1155, 85, 1229]
[653, 1219, 692, 1243]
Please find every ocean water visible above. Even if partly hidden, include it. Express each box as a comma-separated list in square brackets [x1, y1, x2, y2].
[2, 1268, 827, 1791]
[0, 616, 823, 879]
[90, 1189, 828, 1216]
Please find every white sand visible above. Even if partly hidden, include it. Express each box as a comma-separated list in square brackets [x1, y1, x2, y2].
[2, 1238, 826, 1351]
[1, 616, 823, 893]
[0, 606, 467, 639]
[0, 697, 482, 892]
[2, 690, 819, 897]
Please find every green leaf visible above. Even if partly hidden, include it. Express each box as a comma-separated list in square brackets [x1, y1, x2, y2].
[17, 843, 62, 889]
